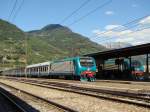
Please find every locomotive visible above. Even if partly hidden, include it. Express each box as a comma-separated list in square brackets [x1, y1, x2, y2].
[103, 58, 144, 80]
[2, 56, 97, 81]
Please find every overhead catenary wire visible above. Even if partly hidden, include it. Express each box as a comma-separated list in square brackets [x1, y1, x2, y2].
[60, 0, 91, 24]
[97, 26, 150, 43]
[89, 14, 150, 44]
[8, 0, 18, 21]
[7, 0, 25, 68]
[68, 0, 112, 26]
[11, 0, 24, 22]
[41, 0, 112, 38]
[92, 15, 149, 38]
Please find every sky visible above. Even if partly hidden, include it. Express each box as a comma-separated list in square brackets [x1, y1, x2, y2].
[0, 0, 150, 47]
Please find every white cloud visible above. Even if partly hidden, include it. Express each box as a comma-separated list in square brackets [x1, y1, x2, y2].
[104, 25, 125, 30]
[105, 11, 114, 15]
[91, 16, 150, 46]
[139, 16, 150, 25]
[115, 37, 134, 43]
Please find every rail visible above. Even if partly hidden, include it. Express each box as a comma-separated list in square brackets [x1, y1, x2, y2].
[2, 77, 150, 108]
[0, 82, 78, 112]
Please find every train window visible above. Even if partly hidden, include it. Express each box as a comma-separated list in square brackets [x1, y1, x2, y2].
[35, 68, 37, 72]
[43, 67, 45, 72]
[131, 61, 141, 68]
[45, 67, 47, 71]
[45, 66, 47, 71]
[44, 67, 46, 72]
[43, 66, 45, 72]
[41, 67, 42, 72]
[42, 66, 44, 72]
[41, 67, 43, 72]
[80, 57, 94, 67]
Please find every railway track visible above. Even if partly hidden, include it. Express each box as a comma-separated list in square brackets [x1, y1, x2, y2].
[2, 77, 150, 109]
[0, 81, 77, 112]
[96, 79, 150, 85]
[0, 86, 34, 112]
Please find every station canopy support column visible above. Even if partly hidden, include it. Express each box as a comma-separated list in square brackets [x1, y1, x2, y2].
[146, 54, 149, 73]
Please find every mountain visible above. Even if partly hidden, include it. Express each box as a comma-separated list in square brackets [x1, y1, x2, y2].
[27, 24, 107, 64]
[0, 19, 106, 68]
[0, 19, 26, 68]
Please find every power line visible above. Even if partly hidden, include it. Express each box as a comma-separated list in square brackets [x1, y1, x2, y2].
[11, 0, 24, 22]
[60, 0, 91, 24]
[97, 26, 150, 43]
[47, 0, 112, 40]
[68, 0, 112, 26]
[92, 15, 149, 37]
[8, 0, 18, 21]
[44, 0, 112, 39]
[90, 14, 150, 43]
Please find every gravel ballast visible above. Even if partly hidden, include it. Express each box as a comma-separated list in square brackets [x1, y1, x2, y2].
[0, 79, 149, 112]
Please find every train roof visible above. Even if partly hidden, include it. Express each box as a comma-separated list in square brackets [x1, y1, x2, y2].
[52, 56, 93, 62]
[26, 56, 93, 67]
[27, 61, 51, 68]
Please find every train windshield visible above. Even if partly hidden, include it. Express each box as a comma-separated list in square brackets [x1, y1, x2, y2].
[80, 57, 94, 67]
[131, 61, 141, 68]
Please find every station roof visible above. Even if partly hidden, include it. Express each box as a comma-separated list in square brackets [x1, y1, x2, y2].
[85, 43, 150, 59]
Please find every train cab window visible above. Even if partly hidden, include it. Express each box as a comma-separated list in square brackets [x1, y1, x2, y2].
[80, 57, 94, 67]
[131, 61, 141, 68]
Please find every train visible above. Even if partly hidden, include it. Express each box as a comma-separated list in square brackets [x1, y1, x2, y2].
[101, 58, 145, 80]
[2, 56, 97, 81]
